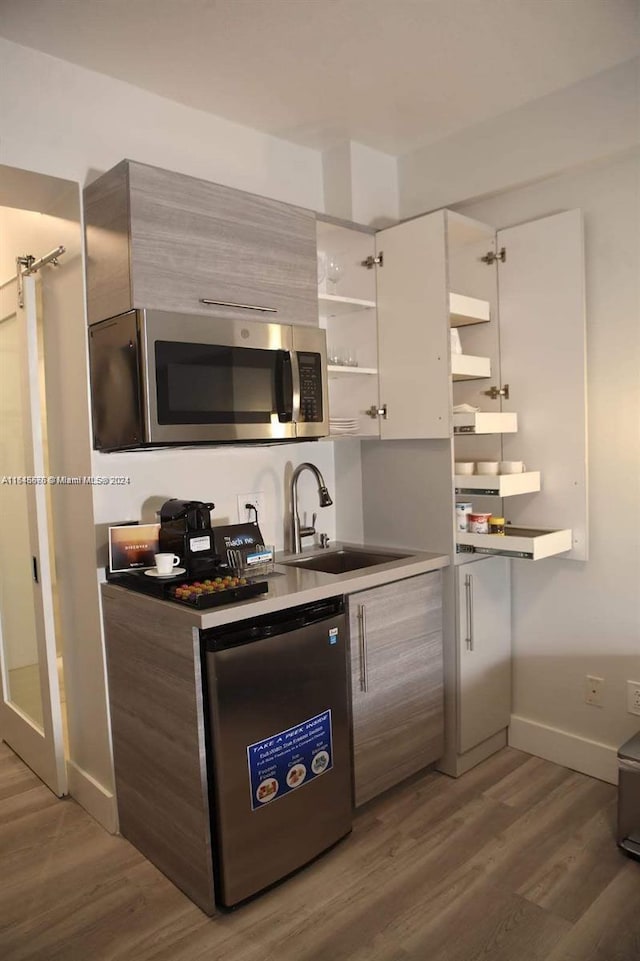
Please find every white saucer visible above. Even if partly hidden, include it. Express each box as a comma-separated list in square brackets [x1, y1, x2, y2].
[144, 567, 186, 578]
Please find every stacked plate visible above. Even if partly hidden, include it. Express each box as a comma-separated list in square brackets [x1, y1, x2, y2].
[329, 417, 360, 436]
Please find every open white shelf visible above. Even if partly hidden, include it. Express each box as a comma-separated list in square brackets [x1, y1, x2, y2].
[328, 365, 377, 378]
[451, 353, 491, 381]
[449, 292, 491, 327]
[456, 526, 572, 560]
[454, 471, 541, 497]
[319, 293, 377, 319]
[453, 411, 518, 434]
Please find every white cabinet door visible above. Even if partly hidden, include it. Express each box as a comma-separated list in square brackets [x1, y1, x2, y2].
[457, 556, 511, 755]
[498, 209, 588, 561]
[375, 212, 451, 439]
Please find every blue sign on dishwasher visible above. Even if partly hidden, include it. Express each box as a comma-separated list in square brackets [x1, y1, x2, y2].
[247, 709, 333, 811]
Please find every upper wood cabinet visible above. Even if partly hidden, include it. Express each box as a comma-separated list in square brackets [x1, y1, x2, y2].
[83, 160, 318, 326]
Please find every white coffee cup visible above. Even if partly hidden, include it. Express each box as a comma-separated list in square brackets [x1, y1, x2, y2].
[499, 461, 525, 474]
[455, 461, 475, 475]
[154, 552, 181, 575]
[476, 461, 499, 475]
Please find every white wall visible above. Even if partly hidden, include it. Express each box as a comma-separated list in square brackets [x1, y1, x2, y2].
[399, 57, 640, 218]
[0, 38, 324, 210]
[322, 140, 399, 227]
[453, 151, 640, 781]
[92, 442, 337, 556]
[350, 143, 399, 228]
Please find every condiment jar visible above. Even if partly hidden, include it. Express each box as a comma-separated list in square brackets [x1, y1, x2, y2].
[489, 516, 505, 535]
[455, 502, 473, 532]
[468, 512, 491, 534]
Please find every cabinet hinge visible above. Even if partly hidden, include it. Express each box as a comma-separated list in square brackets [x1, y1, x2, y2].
[366, 404, 387, 420]
[481, 247, 506, 265]
[361, 252, 383, 269]
[483, 384, 510, 400]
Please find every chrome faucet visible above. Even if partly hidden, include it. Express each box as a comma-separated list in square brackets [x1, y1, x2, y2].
[289, 462, 333, 554]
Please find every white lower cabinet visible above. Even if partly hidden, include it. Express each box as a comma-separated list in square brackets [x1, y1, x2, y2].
[347, 572, 444, 806]
[456, 556, 511, 757]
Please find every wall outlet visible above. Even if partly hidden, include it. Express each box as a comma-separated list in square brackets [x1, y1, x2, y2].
[236, 492, 266, 528]
[584, 675, 604, 707]
[627, 681, 640, 717]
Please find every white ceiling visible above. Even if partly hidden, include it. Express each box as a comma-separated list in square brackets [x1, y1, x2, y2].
[1, 0, 638, 155]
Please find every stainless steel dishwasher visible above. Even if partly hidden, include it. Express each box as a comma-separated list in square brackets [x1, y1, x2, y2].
[201, 596, 352, 907]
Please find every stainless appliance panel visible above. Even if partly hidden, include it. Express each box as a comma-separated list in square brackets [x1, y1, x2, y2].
[89, 309, 328, 448]
[205, 610, 351, 906]
[89, 311, 144, 450]
[142, 310, 297, 443]
[293, 324, 329, 439]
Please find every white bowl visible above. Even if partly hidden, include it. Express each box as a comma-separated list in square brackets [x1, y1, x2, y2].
[499, 461, 525, 474]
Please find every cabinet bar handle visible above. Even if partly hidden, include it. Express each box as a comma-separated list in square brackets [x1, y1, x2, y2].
[199, 299, 278, 313]
[358, 604, 369, 692]
[464, 574, 474, 651]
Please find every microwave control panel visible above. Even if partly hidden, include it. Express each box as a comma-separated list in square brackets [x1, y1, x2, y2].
[298, 352, 323, 422]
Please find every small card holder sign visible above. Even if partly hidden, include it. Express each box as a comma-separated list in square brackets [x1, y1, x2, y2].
[212, 522, 265, 556]
[108, 523, 160, 573]
[212, 523, 274, 575]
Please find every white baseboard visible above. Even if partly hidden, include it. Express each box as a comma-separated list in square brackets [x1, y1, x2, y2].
[66, 759, 118, 833]
[509, 715, 619, 785]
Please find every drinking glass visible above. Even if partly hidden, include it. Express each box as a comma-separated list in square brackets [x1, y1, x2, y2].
[344, 348, 358, 367]
[317, 250, 328, 291]
[327, 256, 343, 292]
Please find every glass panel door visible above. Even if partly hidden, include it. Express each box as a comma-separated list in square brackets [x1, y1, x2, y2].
[0, 274, 66, 795]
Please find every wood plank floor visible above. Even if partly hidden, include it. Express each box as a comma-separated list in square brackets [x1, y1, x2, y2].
[1, 742, 638, 961]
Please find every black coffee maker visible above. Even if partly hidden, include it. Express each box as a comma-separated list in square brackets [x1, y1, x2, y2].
[158, 499, 220, 579]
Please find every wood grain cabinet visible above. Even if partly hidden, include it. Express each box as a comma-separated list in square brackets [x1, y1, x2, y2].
[84, 159, 318, 326]
[347, 572, 444, 806]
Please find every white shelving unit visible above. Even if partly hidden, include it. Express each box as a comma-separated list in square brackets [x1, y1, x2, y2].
[451, 354, 491, 381]
[317, 217, 380, 439]
[454, 471, 541, 497]
[449, 292, 491, 327]
[328, 365, 378, 377]
[456, 526, 572, 560]
[319, 294, 376, 319]
[453, 411, 518, 434]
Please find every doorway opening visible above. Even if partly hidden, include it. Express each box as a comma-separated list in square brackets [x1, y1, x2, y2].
[0, 166, 84, 793]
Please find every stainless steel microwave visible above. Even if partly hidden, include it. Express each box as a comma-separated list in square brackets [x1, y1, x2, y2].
[88, 309, 329, 450]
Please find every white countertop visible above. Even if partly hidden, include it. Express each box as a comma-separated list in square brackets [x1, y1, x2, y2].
[101, 543, 449, 631]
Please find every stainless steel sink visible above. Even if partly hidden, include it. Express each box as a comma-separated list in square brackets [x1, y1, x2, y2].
[281, 548, 411, 575]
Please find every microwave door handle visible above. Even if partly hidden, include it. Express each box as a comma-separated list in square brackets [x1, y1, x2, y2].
[275, 350, 295, 423]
